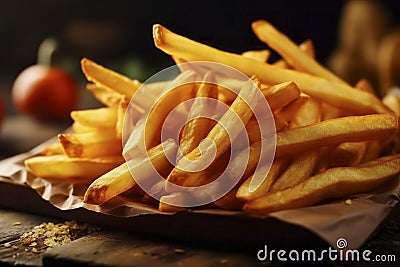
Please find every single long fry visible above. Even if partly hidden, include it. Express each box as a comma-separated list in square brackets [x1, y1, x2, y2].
[84, 139, 177, 205]
[86, 83, 124, 107]
[252, 20, 346, 84]
[59, 129, 122, 158]
[236, 157, 287, 202]
[72, 122, 103, 134]
[153, 24, 389, 114]
[262, 81, 301, 111]
[71, 107, 117, 128]
[179, 72, 218, 157]
[241, 49, 270, 63]
[276, 113, 398, 157]
[116, 97, 128, 139]
[244, 155, 400, 215]
[81, 58, 141, 99]
[25, 155, 124, 180]
[167, 77, 261, 188]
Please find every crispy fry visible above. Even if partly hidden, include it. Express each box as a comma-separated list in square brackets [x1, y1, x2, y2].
[241, 49, 270, 63]
[81, 58, 141, 99]
[43, 143, 64, 156]
[277, 93, 310, 122]
[244, 155, 400, 215]
[252, 20, 346, 84]
[329, 142, 368, 167]
[236, 157, 287, 202]
[116, 97, 129, 139]
[271, 149, 323, 191]
[262, 81, 301, 111]
[167, 77, 261, 188]
[179, 72, 218, 157]
[153, 24, 389, 114]
[86, 83, 124, 107]
[84, 139, 177, 205]
[71, 107, 117, 128]
[276, 113, 398, 157]
[58, 129, 121, 158]
[25, 155, 124, 180]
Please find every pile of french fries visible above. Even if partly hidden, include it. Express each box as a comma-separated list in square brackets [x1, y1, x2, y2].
[25, 20, 399, 215]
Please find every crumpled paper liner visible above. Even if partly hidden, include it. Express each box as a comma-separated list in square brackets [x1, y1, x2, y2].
[0, 137, 398, 249]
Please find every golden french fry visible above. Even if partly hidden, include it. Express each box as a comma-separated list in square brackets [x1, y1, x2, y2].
[383, 93, 400, 116]
[25, 155, 124, 180]
[43, 143, 64, 156]
[262, 81, 301, 111]
[179, 72, 218, 157]
[252, 20, 346, 84]
[291, 98, 322, 127]
[299, 39, 315, 58]
[72, 122, 102, 134]
[159, 193, 189, 213]
[241, 49, 270, 63]
[236, 157, 287, 202]
[329, 142, 368, 167]
[167, 77, 261, 188]
[81, 58, 141, 99]
[71, 107, 117, 128]
[271, 149, 322, 191]
[361, 140, 382, 163]
[355, 79, 376, 95]
[116, 96, 129, 139]
[86, 83, 124, 107]
[277, 93, 310, 122]
[214, 188, 244, 211]
[58, 129, 122, 158]
[153, 24, 389, 114]
[244, 154, 400, 215]
[276, 113, 398, 157]
[84, 139, 177, 205]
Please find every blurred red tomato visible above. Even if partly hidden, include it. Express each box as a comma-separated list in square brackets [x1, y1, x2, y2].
[12, 65, 78, 120]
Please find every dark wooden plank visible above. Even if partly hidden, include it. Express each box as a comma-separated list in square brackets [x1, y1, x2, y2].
[43, 233, 266, 267]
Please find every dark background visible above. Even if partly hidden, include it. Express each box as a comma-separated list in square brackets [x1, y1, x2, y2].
[0, 0, 399, 115]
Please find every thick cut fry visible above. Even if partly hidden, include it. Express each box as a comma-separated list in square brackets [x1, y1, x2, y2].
[86, 83, 124, 107]
[276, 113, 398, 157]
[81, 58, 141, 99]
[116, 97, 128, 139]
[214, 188, 244, 211]
[271, 149, 322, 191]
[167, 77, 261, 188]
[329, 142, 368, 167]
[42, 143, 64, 156]
[236, 158, 287, 202]
[241, 49, 270, 63]
[179, 72, 218, 157]
[58, 129, 122, 158]
[153, 24, 390, 114]
[84, 139, 177, 205]
[361, 140, 382, 163]
[226, 141, 261, 183]
[252, 20, 346, 84]
[262, 81, 301, 111]
[71, 107, 117, 128]
[244, 155, 400, 215]
[25, 155, 124, 180]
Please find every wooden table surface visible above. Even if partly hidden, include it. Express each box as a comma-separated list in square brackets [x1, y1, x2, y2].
[0, 116, 399, 267]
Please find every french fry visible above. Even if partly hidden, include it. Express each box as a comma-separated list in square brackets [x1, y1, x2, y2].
[84, 139, 177, 205]
[277, 93, 310, 122]
[167, 77, 261, 188]
[236, 157, 287, 202]
[43, 143, 64, 156]
[271, 149, 322, 191]
[25, 155, 124, 180]
[272, 39, 315, 68]
[86, 83, 124, 107]
[58, 129, 122, 158]
[262, 81, 301, 111]
[329, 142, 368, 167]
[383, 93, 400, 116]
[71, 107, 117, 129]
[179, 72, 218, 157]
[72, 122, 101, 134]
[252, 20, 346, 84]
[241, 49, 270, 63]
[355, 79, 376, 95]
[116, 96, 129, 139]
[214, 188, 244, 211]
[81, 58, 141, 99]
[244, 154, 400, 215]
[276, 113, 398, 157]
[153, 24, 390, 114]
